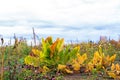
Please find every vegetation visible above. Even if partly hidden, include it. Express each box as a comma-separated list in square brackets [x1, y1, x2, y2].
[0, 36, 120, 80]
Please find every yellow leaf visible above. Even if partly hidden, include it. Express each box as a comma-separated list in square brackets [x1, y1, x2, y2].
[65, 69, 73, 74]
[24, 55, 31, 65]
[77, 56, 82, 64]
[106, 55, 110, 61]
[32, 49, 45, 60]
[42, 66, 50, 73]
[77, 53, 87, 64]
[95, 51, 100, 57]
[74, 46, 80, 52]
[57, 38, 64, 52]
[24, 55, 39, 67]
[103, 55, 111, 66]
[50, 40, 58, 58]
[87, 62, 94, 71]
[94, 51, 101, 60]
[108, 72, 116, 78]
[72, 62, 80, 71]
[116, 71, 120, 75]
[32, 49, 40, 56]
[82, 53, 87, 61]
[77, 53, 80, 57]
[45, 36, 52, 43]
[110, 54, 116, 62]
[115, 63, 120, 71]
[57, 64, 66, 70]
[111, 63, 115, 71]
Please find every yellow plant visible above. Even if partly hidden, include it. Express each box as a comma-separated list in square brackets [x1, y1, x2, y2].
[72, 53, 87, 71]
[24, 49, 46, 67]
[107, 63, 120, 79]
[87, 50, 116, 72]
[87, 62, 94, 72]
[24, 55, 40, 67]
[24, 37, 118, 77]
[90, 51, 102, 69]
[24, 37, 64, 67]
[72, 60, 80, 71]
[57, 64, 73, 74]
[103, 54, 116, 67]
[32, 49, 45, 59]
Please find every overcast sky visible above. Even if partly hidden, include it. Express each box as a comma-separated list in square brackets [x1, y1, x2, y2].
[0, 0, 120, 44]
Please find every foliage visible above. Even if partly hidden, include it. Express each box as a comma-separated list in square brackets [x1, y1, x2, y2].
[1, 36, 120, 80]
[24, 36, 80, 74]
[87, 45, 116, 72]
[72, 53, 87, 71]
[107, 63, 120, 79]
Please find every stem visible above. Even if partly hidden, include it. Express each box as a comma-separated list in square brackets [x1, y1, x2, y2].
[1, 46, 4, 80]
[33, 27, 36, 47]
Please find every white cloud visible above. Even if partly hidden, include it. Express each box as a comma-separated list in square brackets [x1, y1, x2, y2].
[0, 0, 120, 44]
[0, 0, 120, 26]
[0, 26, 64, 37]
[0, 26, 31, 36]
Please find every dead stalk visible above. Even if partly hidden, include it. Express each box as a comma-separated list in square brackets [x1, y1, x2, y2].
[33, 27, 36, 47]
[1, 37, 4, 80]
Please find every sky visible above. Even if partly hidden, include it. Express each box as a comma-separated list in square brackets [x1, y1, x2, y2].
[0, 0, 120, 44]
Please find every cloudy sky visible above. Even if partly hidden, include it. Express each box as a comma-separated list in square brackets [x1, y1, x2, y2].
[0, 0, 120, 44]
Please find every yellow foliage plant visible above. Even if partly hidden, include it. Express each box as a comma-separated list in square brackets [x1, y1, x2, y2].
[72, 53, 87, 71]
[107, 63, 120, 79]
[87, 45, 116, 72]
[24, 49, 44, 67]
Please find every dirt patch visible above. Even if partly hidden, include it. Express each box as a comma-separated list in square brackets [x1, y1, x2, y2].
[63, 73, 114, 80]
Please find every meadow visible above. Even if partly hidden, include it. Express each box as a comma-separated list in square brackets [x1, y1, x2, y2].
[0, 36, 120, 80]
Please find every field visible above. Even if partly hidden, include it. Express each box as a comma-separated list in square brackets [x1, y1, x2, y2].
[0, 36, 120, 80]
